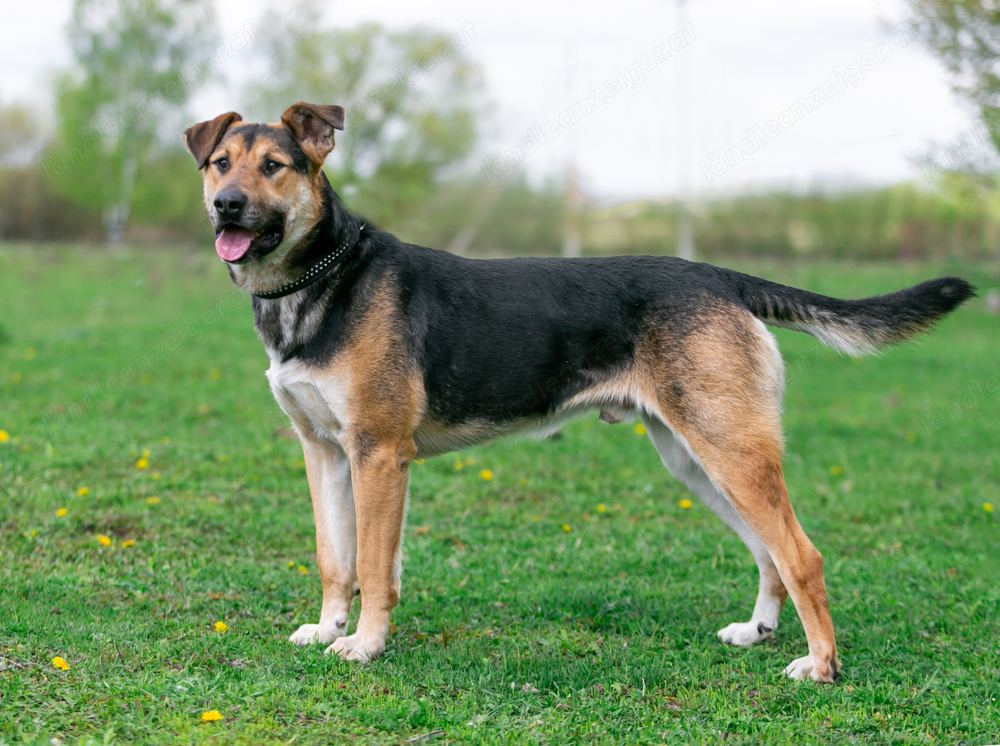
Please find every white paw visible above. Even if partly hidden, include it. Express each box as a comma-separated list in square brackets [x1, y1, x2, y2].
[289, 620, 347, 647]
[717, 620, 775, 646]
[326, 630, 386, 662]
[784, 654, 837, 683]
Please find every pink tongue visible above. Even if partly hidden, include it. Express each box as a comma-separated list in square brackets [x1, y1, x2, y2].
[215, 227, 255, 261]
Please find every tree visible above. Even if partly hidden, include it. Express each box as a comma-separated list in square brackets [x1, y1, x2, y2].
[247, 1, 482, 227]
[51, 0, 217, 243]
[909, 0, 1000, 160]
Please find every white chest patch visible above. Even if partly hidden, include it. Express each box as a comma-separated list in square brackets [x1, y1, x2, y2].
[266, 354, 351, 447]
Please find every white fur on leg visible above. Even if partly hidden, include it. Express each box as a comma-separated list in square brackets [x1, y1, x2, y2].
[289, 617, 349, 646]
[326, 628, 386, 662]
[717, 620, 775, 646]
[784, 654, 835, 683]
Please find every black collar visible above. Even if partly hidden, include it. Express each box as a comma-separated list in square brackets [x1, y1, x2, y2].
[252, 222, 365, 300]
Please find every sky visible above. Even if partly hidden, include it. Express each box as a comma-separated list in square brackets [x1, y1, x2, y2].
[0, 0, 979, 200]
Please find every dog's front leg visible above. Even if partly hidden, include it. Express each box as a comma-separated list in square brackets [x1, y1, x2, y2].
[289, 437, 358, 648]
[330, 436, 413, 662]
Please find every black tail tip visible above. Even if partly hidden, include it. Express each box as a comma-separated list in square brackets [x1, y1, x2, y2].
[921, 276, 977, 314]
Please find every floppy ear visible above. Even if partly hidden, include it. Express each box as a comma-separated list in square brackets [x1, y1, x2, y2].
[183, 111, 242, 169]
[280, 102, 345, 165]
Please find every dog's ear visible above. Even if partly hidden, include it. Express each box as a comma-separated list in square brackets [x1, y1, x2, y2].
[183, 111, 243, 169]
[281, 102, 345, 166]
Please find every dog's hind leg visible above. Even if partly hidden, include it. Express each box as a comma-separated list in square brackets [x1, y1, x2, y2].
[639, 308, 839, 681]
[641, 414, 787, 646]
[289, 437, 358, 647]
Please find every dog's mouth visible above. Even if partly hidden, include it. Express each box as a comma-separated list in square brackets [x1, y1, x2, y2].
[214, 221, 284, 263]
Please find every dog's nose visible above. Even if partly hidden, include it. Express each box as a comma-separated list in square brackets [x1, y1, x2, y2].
[213, 190, 247, 220]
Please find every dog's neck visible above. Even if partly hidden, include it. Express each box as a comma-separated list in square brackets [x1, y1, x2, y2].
[249, 175, 367, 360]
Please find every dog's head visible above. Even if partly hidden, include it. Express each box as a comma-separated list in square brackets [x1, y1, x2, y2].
[183, 103, 344, 267]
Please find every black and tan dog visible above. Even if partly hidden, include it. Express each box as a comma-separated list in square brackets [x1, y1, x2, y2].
[184, 103, 973, 682]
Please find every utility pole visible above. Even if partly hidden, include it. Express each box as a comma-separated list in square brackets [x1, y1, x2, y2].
[675, 0, 695, 261]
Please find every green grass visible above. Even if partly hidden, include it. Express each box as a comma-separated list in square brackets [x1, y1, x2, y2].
[1, 247, 998, 745]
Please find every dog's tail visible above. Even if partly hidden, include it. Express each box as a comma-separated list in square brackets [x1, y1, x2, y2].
[727, 271, 975, 356]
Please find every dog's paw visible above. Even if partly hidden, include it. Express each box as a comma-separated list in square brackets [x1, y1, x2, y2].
[289, 620, 347, 647]
[326, 630, 386, 662]
[783, 654, 838, 683]
[717, 620, 775, 646]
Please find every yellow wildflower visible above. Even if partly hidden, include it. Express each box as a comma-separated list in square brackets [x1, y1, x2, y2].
[146, 496, 160, 505]
[97, 535, 112, 547]
[122, 540, 135, 548]
[0, 430, 8, 443]
[596, 504, 607, 512]
[136, 458, 148, 469]
[480, 469, 493, 481]
[287, 561, 295, 568]
[905, 432, 917, 444]
[56, 508, 67, 517]
[985, 502, 995, 513]
[298, 565, 308, 574]
[518, 477, 527, 486]
[51, 656, 69, 671]
[76, 487, 89, 496]
[23, 347, 36, 360]
[829, 465, 844, 476]
[679, 499, 693, 510]
[142, 449, 150, 458]
[10, 372, 21, 384]
[214, 621, 228, 633]
[453, 460, 463, 470]
[197, 403, 210, 414]
[209, 368, 222, 381]
[200, 710, 223, 722]
[464, 456, 475, 466]
[633, 423, 646, 435]
[561, 524, 572, 532]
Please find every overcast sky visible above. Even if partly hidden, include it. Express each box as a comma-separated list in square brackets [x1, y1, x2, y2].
[0, 0, 978, 200]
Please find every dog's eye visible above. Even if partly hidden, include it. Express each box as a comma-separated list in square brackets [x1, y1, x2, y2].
[214, 157, 229, 172]
[264, 160, 284, 175]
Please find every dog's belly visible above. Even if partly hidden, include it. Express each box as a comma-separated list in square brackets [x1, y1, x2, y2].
[266, 356, 349, 447]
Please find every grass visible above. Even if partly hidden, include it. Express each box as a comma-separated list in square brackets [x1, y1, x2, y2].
[0, 246, 998, 745]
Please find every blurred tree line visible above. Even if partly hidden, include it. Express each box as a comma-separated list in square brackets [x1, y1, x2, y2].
[1, 0, 1000, 262]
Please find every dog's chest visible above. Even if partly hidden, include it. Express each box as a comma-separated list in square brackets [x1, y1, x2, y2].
[265, 355, 351, 446]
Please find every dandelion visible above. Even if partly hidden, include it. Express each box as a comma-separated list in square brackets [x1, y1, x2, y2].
[596, 504, 607, 513]
[23, 347, 36, 360]
[829, 465, 844, 476]
[200, 710, 223, 722]
[214, 621, 228, 633]
[905, 432, 917, 444]
[146, 496, 160, 505]
[142, 449, 150, 458]
[633, 423, 646, 436]
[518, 477, 527, 486]
[209, 368, 222, 381]
[10, 372, 21, 384]
[287, 561, 295, 568]
[197, 403, 209, 414]
[152, 472, 161, 480]
[985, 503, 995, 513]
[136, 458, 148, 469]
[0, 430, 8, 443]
[298, 565, 308, 575]
[76, 487, 89, 496]
[97, 535, 112, 547]
[122, 540, 135, 548]
[51, 656, 69, 671]
[453, 460, 463, 470]
[56, 508, 67, 517]
[480, 469, 493, 481]
[679, 499, 693, 510]
[561, 524, 572, 533]
[464, 456, 475, 466]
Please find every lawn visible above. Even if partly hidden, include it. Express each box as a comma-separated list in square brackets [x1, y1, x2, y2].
[0, 246, 998, 745]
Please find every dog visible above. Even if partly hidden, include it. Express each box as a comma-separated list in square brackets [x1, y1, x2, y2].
[184, 103, 974, 682]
